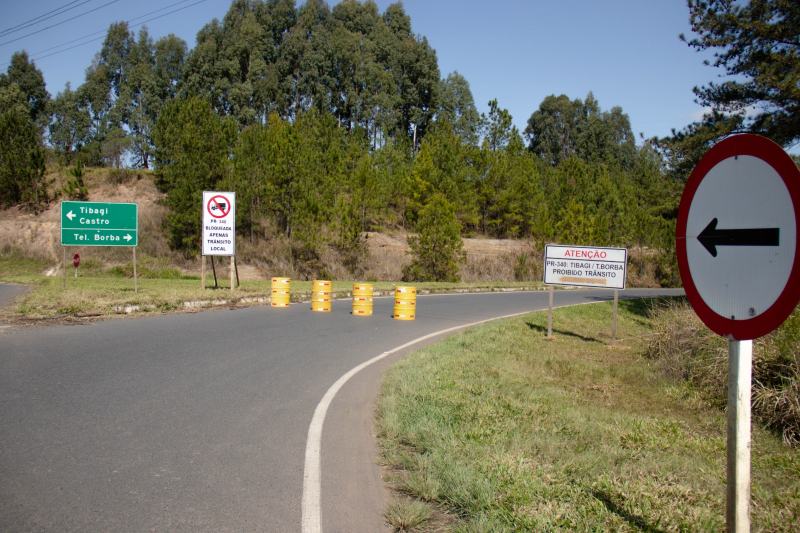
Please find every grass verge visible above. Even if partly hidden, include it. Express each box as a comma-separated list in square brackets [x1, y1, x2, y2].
[376, 298, 800, 532]
[0, 253, 546, 321]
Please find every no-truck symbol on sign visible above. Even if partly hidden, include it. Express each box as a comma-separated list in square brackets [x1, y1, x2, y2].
[207, 195, 231, 218]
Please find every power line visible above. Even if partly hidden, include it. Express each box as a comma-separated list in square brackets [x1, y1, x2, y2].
[0, 0, 122, 48]
[13, 0, 197, 59]
[0, 0, 93, 38]
[0, 0, 208, 69]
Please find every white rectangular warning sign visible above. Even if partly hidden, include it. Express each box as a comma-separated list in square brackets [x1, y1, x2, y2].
[544, 244, 627, 290]
[202, 191, 235, 256]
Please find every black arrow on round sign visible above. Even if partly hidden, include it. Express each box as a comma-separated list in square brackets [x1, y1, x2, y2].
[698, 218, 780, 257]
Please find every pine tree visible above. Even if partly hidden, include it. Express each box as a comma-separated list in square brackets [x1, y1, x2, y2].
[63, 160, 88, 200]
[404, 193, 465, 282]
[0, 109, 38, 206]
[152, 97, 236, 253]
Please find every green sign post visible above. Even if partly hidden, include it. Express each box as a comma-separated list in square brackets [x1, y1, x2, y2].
[61, 201, 138, 246]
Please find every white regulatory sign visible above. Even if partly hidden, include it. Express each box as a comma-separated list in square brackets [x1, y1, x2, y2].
[544, 244, 627, 290]
[202, 191, 236, 256]
[677, 134, 800, 340]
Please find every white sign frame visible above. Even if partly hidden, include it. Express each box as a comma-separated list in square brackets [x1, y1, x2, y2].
[544, 244, 627, 290]
[202, 191, 236, 256]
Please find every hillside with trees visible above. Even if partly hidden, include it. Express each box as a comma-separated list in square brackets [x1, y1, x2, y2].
[11, 0, 789, 285]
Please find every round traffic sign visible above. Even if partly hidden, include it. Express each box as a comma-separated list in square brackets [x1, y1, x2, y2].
[207, 195, 232, 218]
[676, 134, 800, 340]
[73, 254, 80, 268]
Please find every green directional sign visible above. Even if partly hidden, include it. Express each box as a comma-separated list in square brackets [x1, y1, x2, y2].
[61, 201, 138, 246]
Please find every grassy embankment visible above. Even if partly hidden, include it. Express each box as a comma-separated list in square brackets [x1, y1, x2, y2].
[376, 298, 800, 532]
[0, 250, 545, 320]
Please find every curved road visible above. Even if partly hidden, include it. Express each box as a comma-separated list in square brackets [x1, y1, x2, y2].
[0, 288, 683, 532]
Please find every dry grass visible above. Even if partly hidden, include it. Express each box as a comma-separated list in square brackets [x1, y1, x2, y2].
[645, 298, 728, 403]
[384, 497, 434, 532]
[647, 300, 800, 445]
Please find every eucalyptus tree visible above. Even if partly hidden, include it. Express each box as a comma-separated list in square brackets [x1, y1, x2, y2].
[384, 26, 439, 145]
[154, 34, 187, 103]
[181, 0, 297, 125]
[48, 83, 92, 164]
[76, 22, 167, 167]
[99, 22, 135, 100]
[525, 92, 635, 168]
[524, 94, 581, 166]
[78, 60, 113, 160]
[117, 28, 159, 167]
[574, 93, 635, 168]
[276, 0, 337, 119]
[438, 71, 481, 145]
[214, 0, 270, 125]
[180, 20, 229, 117]
[330, 1, 378, 131]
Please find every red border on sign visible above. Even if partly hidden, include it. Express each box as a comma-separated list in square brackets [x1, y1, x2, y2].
[676, 134, 800, 340]
[207, 195, 231, 218]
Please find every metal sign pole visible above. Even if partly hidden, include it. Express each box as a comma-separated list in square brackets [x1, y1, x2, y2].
[201, 255, 206, 289]
[133, 247, 137, 294]
[230, 256, 235, 293]
[547, 285, 554, 338]
[727, 339, 752, 533]
[611, 289, 619, 346]
[63, 248, 67, 289]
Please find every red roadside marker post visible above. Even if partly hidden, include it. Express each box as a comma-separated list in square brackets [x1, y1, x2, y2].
[676, 134, 800, 532]
[73, 253, 80, 277]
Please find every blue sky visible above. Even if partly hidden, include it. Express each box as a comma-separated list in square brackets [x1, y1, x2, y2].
[1, 0, 720, 142]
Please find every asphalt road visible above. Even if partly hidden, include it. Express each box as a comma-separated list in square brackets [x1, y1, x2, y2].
[0, 288, 683, 532]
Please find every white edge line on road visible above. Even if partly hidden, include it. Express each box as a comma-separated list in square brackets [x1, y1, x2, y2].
[300, 290, 684, 532]
[300, 309, 531, 533]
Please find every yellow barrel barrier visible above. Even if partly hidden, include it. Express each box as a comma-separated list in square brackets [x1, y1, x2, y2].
[352, 283, 374, 316]
[393, 286, 416, 320]
[311, 280, 332, 312]
[271, 277, 291, 308]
